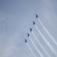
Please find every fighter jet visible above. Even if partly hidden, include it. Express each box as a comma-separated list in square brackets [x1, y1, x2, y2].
[33, 21, 35, 25]
[30, 28, 32, 32]
[25, 39, 27, 43]
[27, 33, 30, 37]
[36, 14, 38, 18]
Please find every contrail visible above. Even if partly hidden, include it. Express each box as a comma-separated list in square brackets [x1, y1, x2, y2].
[35, 25, 57, 55]
[38, 19, 57, 46]
[31, 31, 51, 57]
[29, 36, 44, 57]
[26, 43, 36, 57]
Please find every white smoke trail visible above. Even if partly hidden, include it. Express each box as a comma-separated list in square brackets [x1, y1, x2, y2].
[38, 19, 57, 46]
[26, 43, 36, 57]
[35, 25, 57, 55]
[29, 37, 44, 57]
[32, 32, 51, 57]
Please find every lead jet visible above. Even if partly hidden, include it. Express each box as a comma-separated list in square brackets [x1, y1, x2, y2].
[36, 14, 38, 18]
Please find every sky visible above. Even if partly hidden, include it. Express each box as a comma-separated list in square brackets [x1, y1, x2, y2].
[0, 0, 57, 57]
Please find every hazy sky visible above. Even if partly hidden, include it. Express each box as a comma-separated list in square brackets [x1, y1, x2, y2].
[0, 0, 57, 57]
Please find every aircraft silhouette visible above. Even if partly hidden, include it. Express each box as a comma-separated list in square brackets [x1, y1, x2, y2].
[25, 39, 27, 43]
[27, 33, 30, 37]
[30, 28, 32, 32]
[36, 14, 38, 18]
[33, 21, 35, 25]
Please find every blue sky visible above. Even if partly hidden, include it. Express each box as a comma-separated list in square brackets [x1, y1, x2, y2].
[0, 0, 57, 57]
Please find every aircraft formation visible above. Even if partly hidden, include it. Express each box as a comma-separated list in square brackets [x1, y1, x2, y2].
[25, 14, 38, 43]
